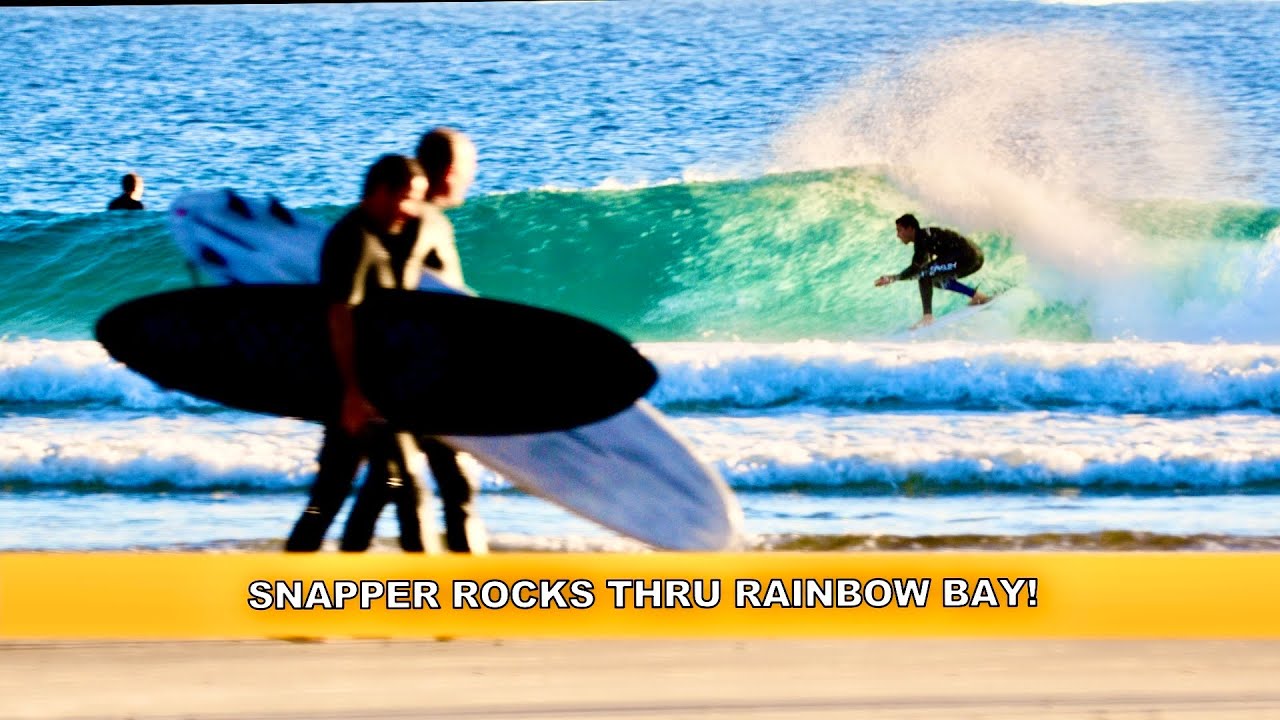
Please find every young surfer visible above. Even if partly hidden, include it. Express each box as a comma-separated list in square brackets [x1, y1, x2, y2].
[875, 213, 991, 329]
[337, 128, 488, 555]
[285, 154, 433, 552]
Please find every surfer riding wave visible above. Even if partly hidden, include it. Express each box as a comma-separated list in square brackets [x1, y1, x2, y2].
[875, 213, 991, 329]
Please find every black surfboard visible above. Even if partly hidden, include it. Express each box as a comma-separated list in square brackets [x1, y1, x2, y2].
[95, 285, 658, 435]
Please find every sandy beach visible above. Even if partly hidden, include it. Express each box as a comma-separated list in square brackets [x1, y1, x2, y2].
[5, 638, 1280, 719]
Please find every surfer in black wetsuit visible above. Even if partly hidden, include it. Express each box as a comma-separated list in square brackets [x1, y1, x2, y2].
[285, 154, 434, 553]
[107, 173, 145, 211]
[875, 213, 991, 329]
[339, 128, 487, 555]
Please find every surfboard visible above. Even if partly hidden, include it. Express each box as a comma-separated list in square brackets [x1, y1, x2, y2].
[171, 190, 331, 285]
[96, 285, 658, 436]
[894, 294, 1002, 341]
[166, 189, 744, 550]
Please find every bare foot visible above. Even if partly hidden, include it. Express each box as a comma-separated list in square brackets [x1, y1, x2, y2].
[968, 292, 993, 306]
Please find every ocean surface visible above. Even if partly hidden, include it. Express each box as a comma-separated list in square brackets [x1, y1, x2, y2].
[2, 1, 1279, 550]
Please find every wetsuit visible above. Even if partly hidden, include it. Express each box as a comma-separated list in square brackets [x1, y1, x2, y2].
[284, 206, 431, 552]
[107, 195, 144, 211]
[283, 204, 480, 553]
[895, 227, 985, 315]
[341, 204, 481, 553]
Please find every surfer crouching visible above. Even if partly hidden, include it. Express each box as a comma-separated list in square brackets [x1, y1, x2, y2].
[875, 213, 991, 329]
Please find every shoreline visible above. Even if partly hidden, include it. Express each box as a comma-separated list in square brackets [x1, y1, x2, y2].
[7, 530, 1280, 553]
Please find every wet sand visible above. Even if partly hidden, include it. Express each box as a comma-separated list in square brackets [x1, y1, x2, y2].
[147, 531, 1280, 553]
[5, 638, 1280, 719]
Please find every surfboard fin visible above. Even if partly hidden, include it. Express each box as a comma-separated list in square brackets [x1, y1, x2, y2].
[226, 190, 252, 219]
[199, 245, 228, 268]
[268, 196, 296, 226]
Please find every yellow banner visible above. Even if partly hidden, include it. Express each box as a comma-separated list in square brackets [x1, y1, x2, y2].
[1, 552, 1276, 638]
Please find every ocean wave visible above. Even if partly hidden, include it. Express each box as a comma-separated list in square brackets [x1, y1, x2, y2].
[7, 439, 1279, 496]
[1, 169, 1276, 342]
[721, 454, 1280, 494]
[0, 339, 210, 409]
[646, 340, 1280, 412]
[7, 339, 1280, 414]
[6, 405, 1280, 496]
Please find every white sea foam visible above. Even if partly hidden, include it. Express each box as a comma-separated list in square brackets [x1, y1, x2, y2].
[0, 339, 209, 408]
[644, 340, 1280, 412]
[6, 408, 1280, 495]
[7, 339, 1280, 414]
[677, 411, 1280, 492]
[771, 31, 1277, 342]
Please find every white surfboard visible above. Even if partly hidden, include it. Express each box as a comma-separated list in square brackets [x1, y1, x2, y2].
[892, 294, 1002, 341]
[168, 189, 744, 550]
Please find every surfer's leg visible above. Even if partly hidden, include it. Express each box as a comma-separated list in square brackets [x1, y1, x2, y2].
[952, 254, 991, 305]
[933, 254, 990, 305]
[941, 277, 977, 297]
[940, 276, 991, 305]
[340, 432, 397, 552]
[917, 276, 935, 317]
[388, 433, 428, 553]
[421, 438, 488, 554]
[286, 426, 362, 552]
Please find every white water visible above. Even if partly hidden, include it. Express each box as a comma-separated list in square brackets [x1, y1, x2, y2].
[770, 32, 1279, 342]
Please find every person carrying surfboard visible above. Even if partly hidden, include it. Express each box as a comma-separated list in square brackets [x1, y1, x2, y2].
[285, 154, 437, 553]
[874, 213, 991, 329]
[339, 127, 488, 556]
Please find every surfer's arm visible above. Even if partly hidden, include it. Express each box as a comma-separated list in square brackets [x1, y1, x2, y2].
[895, 245, 930, 281]
[409, 207, 467, 289]
[918, 276, 934, 316]
[328, 303, 383, 436]
[319, 222, 383, 435]
[877, 244, 929, 287]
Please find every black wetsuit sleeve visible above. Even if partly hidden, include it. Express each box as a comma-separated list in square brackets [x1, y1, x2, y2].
[896, 242, 931, 281]
[918, 277, 933, 316]
[318, 214, 368, 305]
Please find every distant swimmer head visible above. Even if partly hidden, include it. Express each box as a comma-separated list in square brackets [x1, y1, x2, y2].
[415, 126, 476, 209]
[361, 154, 428, 234]
[122, 172, 144, 199]
[895, 213, 920, 244]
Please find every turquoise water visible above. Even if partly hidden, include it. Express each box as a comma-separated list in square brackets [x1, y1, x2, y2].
[3, 1, 1280, 549]
[2, 176, 1276, 341]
